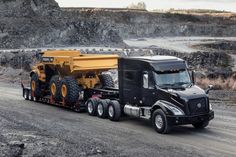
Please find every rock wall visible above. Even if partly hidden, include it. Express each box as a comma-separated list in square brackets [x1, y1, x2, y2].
[63, 9, 236, 39]
[0, 0, 124, 49]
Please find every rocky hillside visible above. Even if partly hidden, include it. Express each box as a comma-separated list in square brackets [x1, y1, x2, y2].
[63, 8, 236, 39]
[0, 0, 236, 49]
[0, 0, 123, 49]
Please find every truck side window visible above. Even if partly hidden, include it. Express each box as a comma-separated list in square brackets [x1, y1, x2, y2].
[143, 73, 148, 89]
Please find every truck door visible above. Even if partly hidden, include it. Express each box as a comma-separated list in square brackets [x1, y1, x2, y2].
[142, 71, 157, 106]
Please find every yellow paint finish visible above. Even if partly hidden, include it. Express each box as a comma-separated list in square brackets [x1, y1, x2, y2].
[61, 84, 67, 98]
[50, 83, 56, 96]
[77, 74, 100, 89]
[32, 50, 118, 89]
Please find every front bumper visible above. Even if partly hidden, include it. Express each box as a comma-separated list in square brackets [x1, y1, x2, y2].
[166, 111, 214, 125]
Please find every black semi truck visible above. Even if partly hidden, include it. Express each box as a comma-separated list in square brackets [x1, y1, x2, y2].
[22, 55, 214, 134]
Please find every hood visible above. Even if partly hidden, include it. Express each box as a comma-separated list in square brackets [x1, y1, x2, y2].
[170, 85, 206, 100]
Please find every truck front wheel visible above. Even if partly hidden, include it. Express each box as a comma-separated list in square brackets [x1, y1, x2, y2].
[152, 109, 172, 134]
[108, 100, 121, 121]
[192, 121, 209, 129]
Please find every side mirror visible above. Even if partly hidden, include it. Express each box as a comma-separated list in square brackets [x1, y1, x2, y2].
[205, 85, 213, 94]
[190, 70, 195, 84]
[143, 73, 149, 89]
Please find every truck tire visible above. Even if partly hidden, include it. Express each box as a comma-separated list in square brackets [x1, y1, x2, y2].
[31, 73, 41, 100]
[60, 76, 79, 105]
[99, 74, 115, 88]
[49, 75, 61, 101]
[86, 98, 99, 116]
[192, 121, 209, 129]
[97, 99, 109, 118]
[152, 109, 172, 134]
[108, 100, 121, 121]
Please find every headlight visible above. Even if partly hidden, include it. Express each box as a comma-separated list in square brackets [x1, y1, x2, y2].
[159, 101, 185, 116]
[168, 105, 185, 116]
[209, 103, 213, 110]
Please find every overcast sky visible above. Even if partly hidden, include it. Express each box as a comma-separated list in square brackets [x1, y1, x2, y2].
[56, 0, 236, 12]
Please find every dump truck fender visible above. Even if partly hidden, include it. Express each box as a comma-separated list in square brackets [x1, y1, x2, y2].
[30, 69, 40, 76]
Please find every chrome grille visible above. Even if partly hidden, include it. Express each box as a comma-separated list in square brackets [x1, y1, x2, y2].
[188, 98, 208, 115]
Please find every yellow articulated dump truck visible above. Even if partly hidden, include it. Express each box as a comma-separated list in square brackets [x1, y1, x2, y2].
[22, 50, 214, 134]
[25, 50, 118, 106]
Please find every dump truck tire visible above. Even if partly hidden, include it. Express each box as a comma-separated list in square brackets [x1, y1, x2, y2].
[31, 73, 41, 99]
[99, 74, 115, 88]
[60, 76, 80, 105]
[49, 75, 61, 101]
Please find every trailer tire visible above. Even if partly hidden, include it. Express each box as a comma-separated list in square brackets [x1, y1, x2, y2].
[97, 100, 109, 118]
[108, 100, 121, 121]
[49, 75, 61, 101]
[86, 98, 99, 116]
[23, 89, 29, 100]
[99, 74, 115, 88]
[31, 73, 41, 99]
[28, 90, 33, 101]
[192, 121, 209, 129]
[60, 76, 80, 105]
[152, 109, 172, 134]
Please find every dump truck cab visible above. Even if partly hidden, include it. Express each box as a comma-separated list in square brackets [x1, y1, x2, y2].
[119, 56, 214, 133]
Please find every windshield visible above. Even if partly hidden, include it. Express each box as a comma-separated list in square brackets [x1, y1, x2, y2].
[154, 69, 192, 88]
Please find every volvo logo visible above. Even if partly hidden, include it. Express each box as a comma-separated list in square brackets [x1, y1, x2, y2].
[197, 103, 202, 108]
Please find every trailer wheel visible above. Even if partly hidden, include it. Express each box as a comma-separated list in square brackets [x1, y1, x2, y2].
[152, 109, 172, 134]
[97, 100, 109, 118]
[23, 89, 29, 100]
[28, 90, 33, 101]
[99, 74, 115, 88]
[86, 98, 99, 116]
[60, 76, 80, 105]
[192, 121, 209, 129]
[108, 100, 121, 121]
[49, 75, 61, 101]
[31, 73, 41, 100]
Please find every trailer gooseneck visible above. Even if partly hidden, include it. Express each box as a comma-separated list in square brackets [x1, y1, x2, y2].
[22, 50, 214, 134]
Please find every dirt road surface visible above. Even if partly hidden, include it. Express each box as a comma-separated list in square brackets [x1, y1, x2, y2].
[0, 82, 236, 157]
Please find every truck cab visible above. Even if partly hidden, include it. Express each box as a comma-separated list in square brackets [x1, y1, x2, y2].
[119, 56, 214, 133]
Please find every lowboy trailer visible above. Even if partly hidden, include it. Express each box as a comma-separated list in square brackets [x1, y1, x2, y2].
[22, 50, 214, 134]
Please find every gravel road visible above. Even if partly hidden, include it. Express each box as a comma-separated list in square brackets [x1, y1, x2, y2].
[0, 82, 236, 157]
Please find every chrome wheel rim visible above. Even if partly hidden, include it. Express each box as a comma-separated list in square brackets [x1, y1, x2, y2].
[97, 104, 103, 116]
[108, 105, 114, 117]
[87, 102, 93, 113]
[155, 115, 163, 129]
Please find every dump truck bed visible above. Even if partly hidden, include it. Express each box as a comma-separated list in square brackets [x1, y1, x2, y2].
[42, 50, 119, 72]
